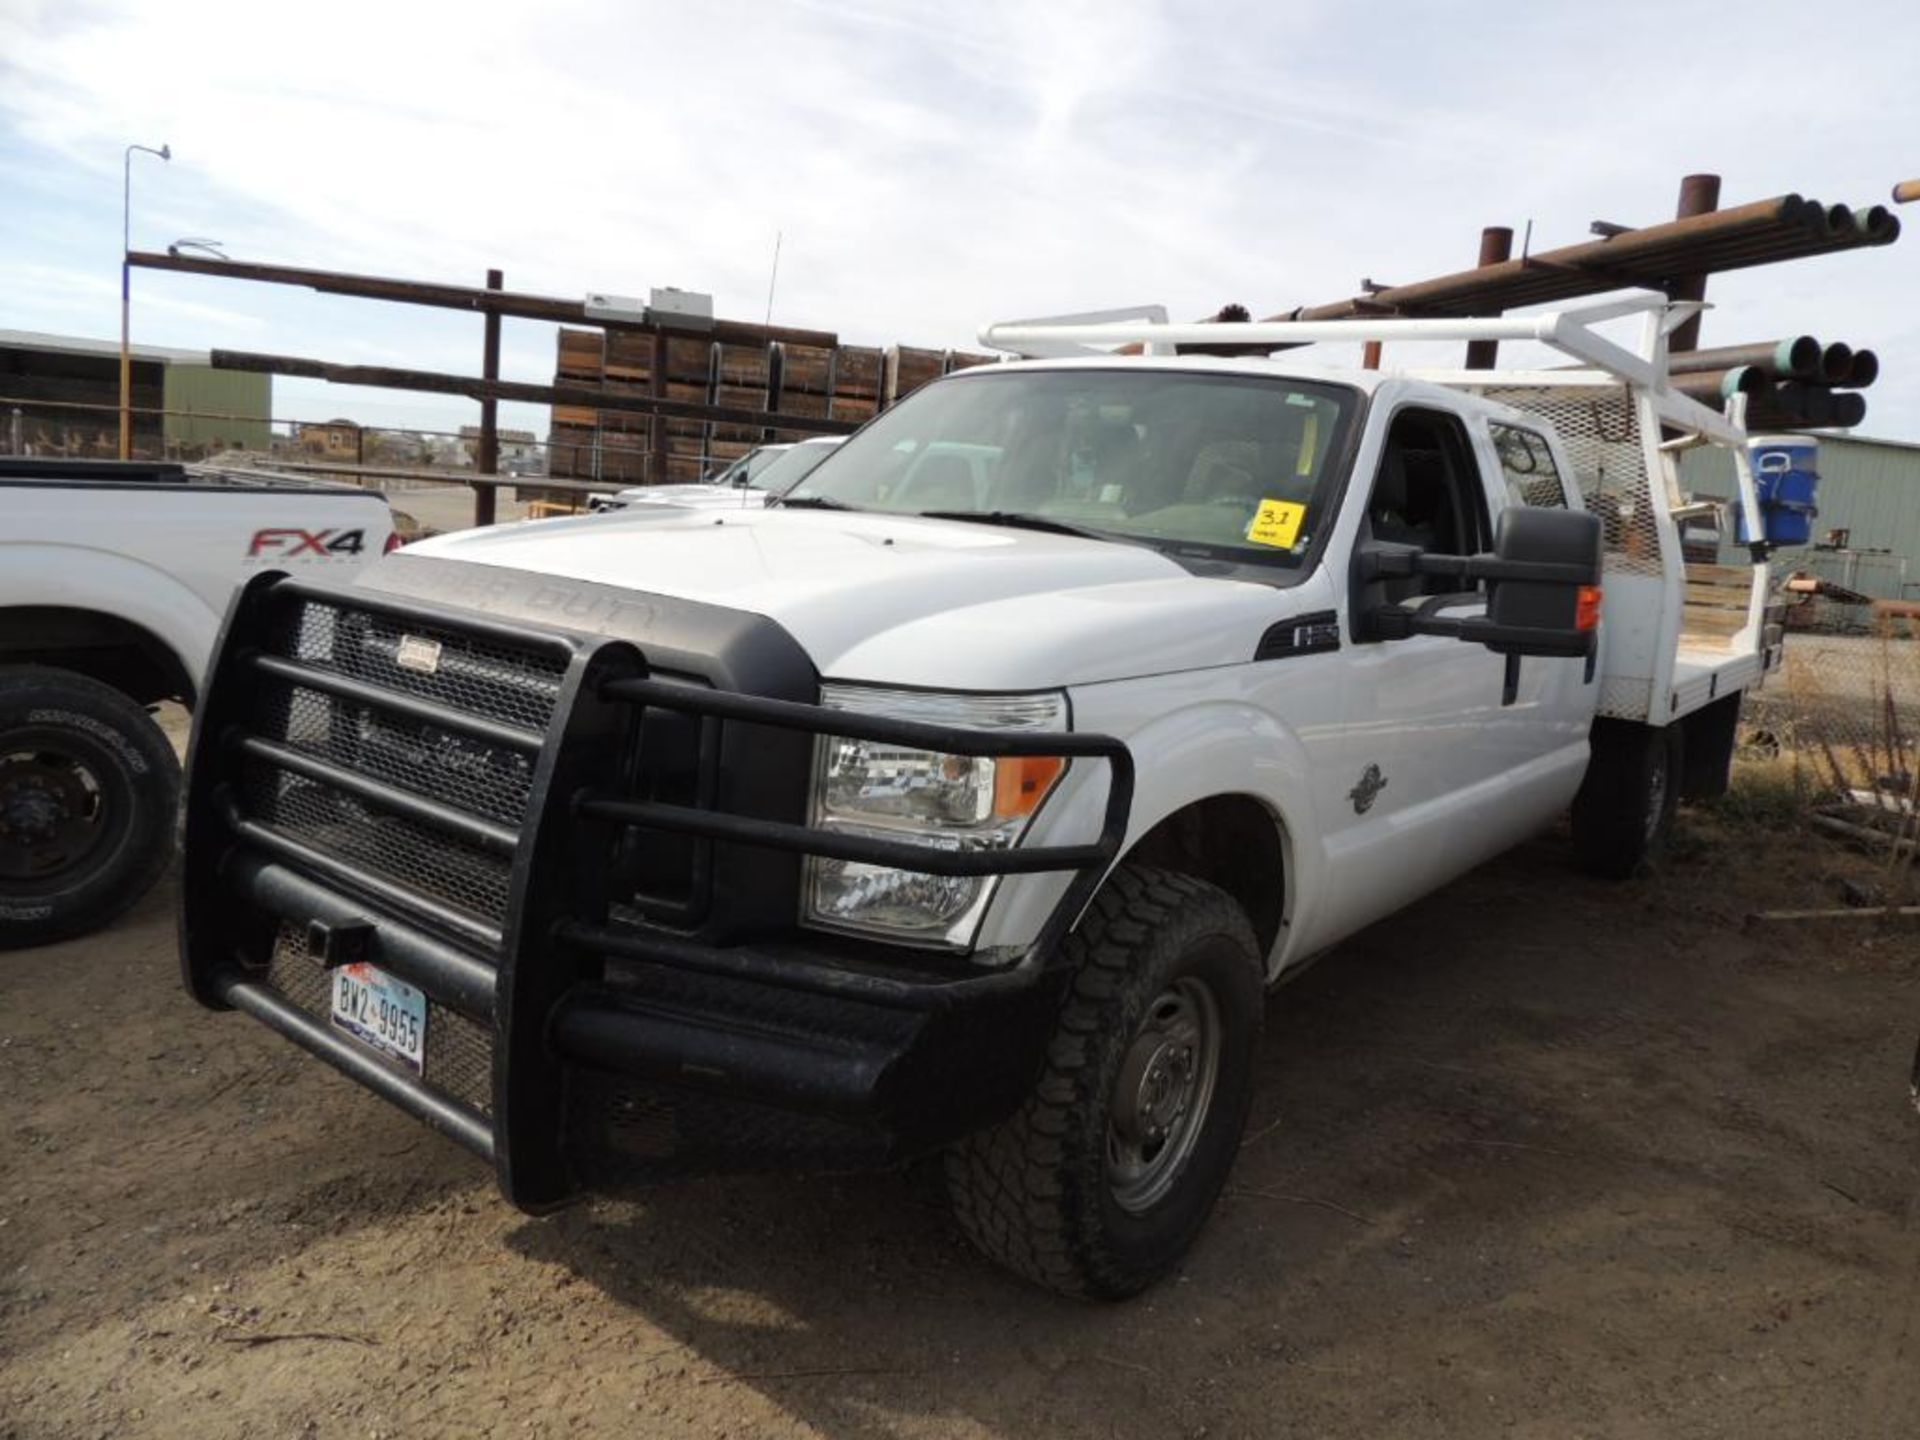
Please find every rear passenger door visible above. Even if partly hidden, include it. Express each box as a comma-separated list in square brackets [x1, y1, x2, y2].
[1479, 417, 1594, 766]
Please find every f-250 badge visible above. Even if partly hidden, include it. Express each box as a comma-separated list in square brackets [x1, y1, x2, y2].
[1349, 764, 1388, 814]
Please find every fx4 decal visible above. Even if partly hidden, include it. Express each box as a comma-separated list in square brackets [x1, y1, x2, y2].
[247, 528, 368, 559]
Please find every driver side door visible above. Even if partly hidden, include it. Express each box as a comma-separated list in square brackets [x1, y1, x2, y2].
[1315, 401, 1536, 937]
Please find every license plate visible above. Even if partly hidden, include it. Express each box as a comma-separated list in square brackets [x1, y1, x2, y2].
[328, 962, 427, 1074]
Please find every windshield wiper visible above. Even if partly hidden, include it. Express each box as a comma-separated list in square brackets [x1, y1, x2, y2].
[772, 493, 854, 510]
[915, 510, 1110, 541]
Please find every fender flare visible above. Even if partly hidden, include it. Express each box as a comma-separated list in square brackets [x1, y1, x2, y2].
[0, 544, 222, 695]
[988, 699, 1326, 975]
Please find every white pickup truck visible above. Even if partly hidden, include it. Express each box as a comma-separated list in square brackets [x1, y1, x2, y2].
[178, 293, 1776, 1298]
[2, 458, 393, 948]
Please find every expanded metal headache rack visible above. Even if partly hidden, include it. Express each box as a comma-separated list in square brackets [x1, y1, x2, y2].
[979, 292, 1778, 726]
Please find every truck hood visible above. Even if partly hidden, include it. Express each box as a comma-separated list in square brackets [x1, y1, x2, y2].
[400, 506, 1290, 688]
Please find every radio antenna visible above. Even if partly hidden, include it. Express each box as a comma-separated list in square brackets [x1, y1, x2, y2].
[764, 230, 783, 325]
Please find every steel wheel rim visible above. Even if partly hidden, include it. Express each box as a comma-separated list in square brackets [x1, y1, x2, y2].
[1643, 749, 1669, 842]
[1106, 976, 1223, 1214]
[0, 746, 111, 883]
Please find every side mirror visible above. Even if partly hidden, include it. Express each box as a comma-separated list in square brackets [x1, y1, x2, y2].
[1353, 506, 1603, 658]
[1480, 507, 1605, 655]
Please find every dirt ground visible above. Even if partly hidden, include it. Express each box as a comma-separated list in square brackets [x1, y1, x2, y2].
[4, 791, 1919, 1439]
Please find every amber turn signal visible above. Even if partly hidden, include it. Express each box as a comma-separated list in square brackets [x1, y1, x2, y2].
[993, 755, 1067, 819]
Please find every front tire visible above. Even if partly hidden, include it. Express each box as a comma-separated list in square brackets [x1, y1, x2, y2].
[0, 666, 181, 951]
[944, 865, 1264, 1300]
[1571, 718, 1683, 879]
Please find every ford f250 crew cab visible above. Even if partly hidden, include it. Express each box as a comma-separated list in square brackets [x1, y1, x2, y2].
[178, 293, 1778, 1297]
[1, 458, 393, 948]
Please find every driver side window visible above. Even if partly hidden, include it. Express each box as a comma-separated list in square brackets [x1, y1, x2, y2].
[1364, 408, 1492, 599]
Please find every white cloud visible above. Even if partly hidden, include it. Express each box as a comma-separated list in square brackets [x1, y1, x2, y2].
[0, 260, 269, 335]
[1, 0, 1916, 434]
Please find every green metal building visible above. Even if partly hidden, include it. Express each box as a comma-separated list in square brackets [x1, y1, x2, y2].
[0, 329, 271, 458]
[160, 362, 273, 451]
[1679, 432, 1920, 601]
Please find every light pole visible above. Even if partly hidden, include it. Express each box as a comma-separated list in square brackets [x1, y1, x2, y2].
[119, 141, 170, 459]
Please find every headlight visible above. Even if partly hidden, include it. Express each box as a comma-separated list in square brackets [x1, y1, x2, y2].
[803, 685, 1069, 951]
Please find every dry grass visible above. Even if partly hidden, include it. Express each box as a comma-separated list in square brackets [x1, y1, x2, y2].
[1710, 751, 1809, 832]
[1772, 628, 1919, 800]
[1717, 628, 1920, 902]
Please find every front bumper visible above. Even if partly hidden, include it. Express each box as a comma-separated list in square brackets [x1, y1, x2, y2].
[180, 566, 1131, 1209]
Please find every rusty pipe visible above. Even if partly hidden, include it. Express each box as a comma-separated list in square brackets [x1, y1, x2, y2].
[1289, 216, 1887, 322]
[1670, 367, 1771, 404]
[1778, 383, 1836, 426]
[1269, 193, 1817, 323]
[1804, 200, 1855, 238]
[1853, 205, 1896, 241]
[1745, 384, 1815, 428]
[1743, 399, 1804, 430]
[1463, 226, 1513, 370]
[1624, 217, 1896, 272]
[1842, 349, 1879, 388]
[1667, 336, 1822, 381]
[1666, 174, 1721, 354]
[1748, 385, 1862, 431]
[1728, 209, 1900, 260]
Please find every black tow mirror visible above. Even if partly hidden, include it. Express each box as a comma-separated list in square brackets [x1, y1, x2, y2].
[1352, 506, 1603, 658]
[1480, 507, 1604, 655]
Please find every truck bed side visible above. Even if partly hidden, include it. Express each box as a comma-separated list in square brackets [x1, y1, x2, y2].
[2, 466, 394, 694]
[1478, 381, 1775, 727]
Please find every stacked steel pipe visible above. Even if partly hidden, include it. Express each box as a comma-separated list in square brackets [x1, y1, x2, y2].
[1268, 191, 1900, 322]
[1667, 335, 1878, 429]
[1224, 176, 1908, 432]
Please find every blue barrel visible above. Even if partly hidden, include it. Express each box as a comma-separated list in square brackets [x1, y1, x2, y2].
[1739, 434, 1819, 546]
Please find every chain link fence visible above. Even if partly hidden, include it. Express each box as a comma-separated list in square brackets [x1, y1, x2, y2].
[1742, 619, 1920, 882]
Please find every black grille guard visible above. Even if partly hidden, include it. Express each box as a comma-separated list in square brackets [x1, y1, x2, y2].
[181, 570, 1134, 1209]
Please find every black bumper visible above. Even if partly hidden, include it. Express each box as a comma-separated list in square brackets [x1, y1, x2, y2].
[180, 566, 1131, 1209]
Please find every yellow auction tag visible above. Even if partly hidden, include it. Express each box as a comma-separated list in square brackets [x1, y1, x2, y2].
[1246, 498, 1306, 549]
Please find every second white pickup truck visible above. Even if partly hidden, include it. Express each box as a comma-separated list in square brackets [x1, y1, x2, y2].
[2, 459, 393, 948]
[177, 293, 1776, 1297]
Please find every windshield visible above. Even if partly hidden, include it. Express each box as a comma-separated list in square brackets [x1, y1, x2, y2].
[738, 446, 798, 490]
[781, 369, 1357, 566]
[754, 441, 841, 493]
[705, 445, 787, 489]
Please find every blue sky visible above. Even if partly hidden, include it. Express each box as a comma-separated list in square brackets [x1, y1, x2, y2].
[2, 0, 1916, 442]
